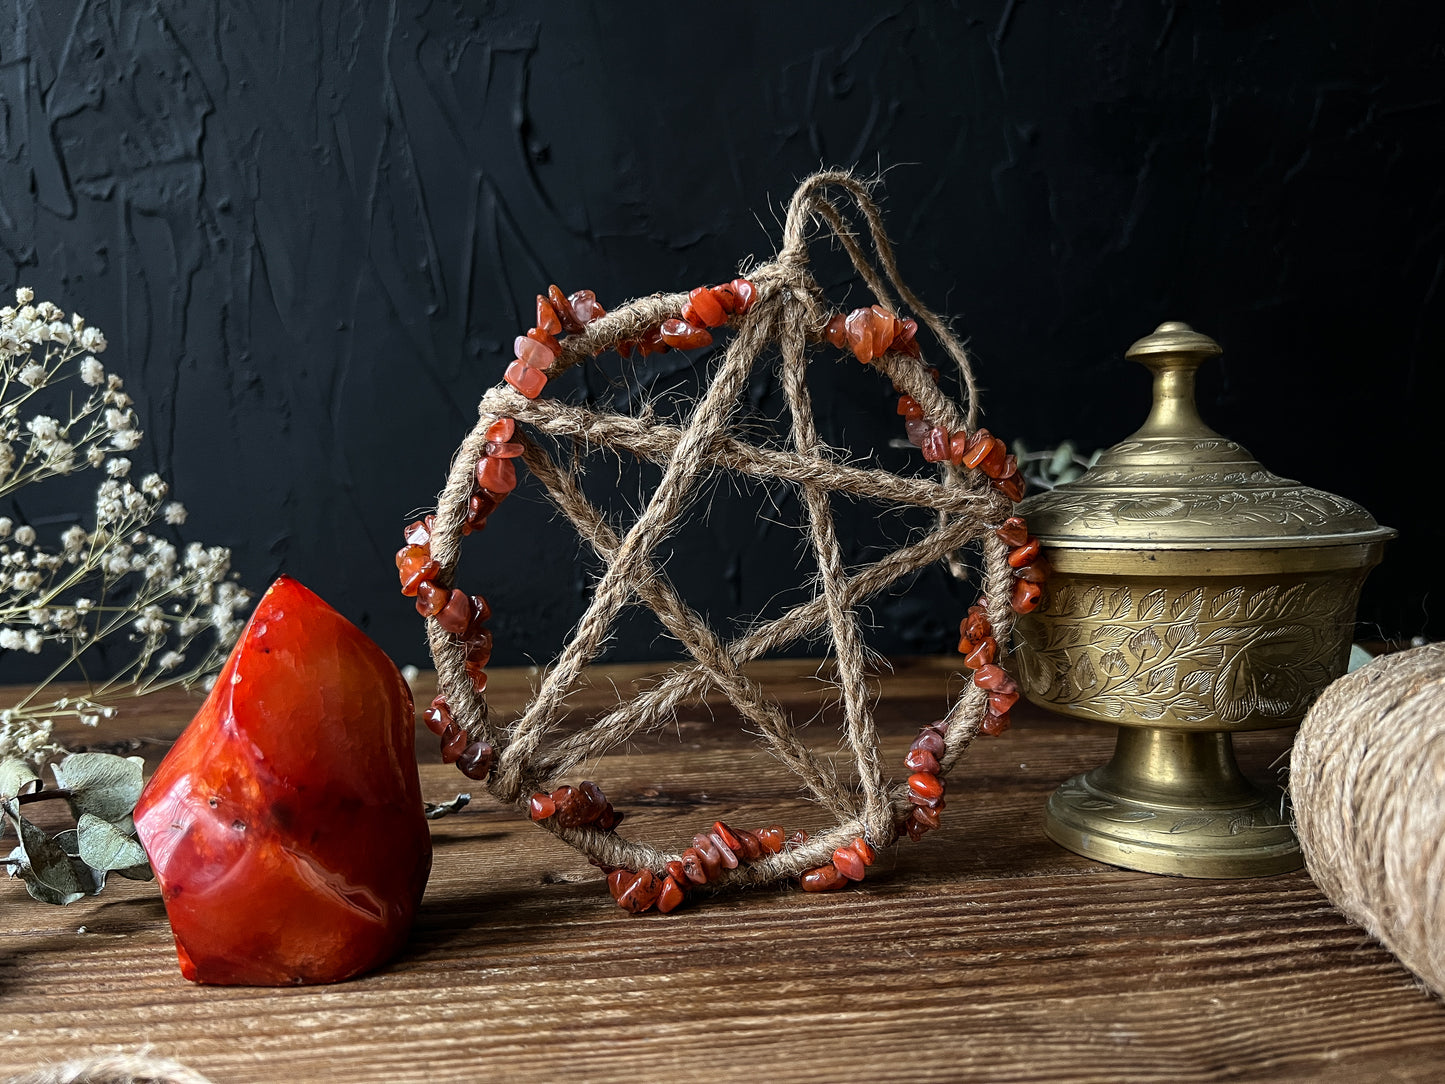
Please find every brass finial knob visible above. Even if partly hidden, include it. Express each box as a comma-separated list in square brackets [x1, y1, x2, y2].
[1125, 320, 1223, 361]
[1125, 320, 1223, 439]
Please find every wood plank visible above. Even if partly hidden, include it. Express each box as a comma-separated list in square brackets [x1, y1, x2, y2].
[2, 659, 1441, 1083]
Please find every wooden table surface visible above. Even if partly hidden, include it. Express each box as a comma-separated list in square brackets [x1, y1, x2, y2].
[2, 657, 1441, 1083]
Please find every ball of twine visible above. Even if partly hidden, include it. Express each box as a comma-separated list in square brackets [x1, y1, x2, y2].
[3, 1053, 215, 1084]
[1292, 641, 1445, 996]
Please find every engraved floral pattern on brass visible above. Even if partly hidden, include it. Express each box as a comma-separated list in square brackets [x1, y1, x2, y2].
[1014, 321, 1394, 878]
[1016, 572, 1367, 730]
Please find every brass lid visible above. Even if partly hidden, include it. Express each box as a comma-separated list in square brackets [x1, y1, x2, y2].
[1017, 321, 1395, 550]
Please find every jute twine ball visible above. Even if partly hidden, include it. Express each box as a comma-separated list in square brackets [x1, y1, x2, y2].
[1292, 642, 1445, 996]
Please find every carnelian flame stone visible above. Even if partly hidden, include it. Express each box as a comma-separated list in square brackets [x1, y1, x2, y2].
[134, 577, 431, 986]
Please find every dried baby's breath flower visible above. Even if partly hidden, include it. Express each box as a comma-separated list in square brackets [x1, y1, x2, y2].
[0, 288, 253, 775]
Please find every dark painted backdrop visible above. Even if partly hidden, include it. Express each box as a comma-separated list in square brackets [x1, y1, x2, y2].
[1, 1, 1441, 674]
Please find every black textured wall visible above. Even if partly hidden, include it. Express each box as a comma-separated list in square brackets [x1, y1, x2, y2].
[2, 2, 1441, 673]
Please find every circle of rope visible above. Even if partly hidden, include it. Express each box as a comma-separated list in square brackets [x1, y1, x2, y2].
[425, 171, 1016, 888]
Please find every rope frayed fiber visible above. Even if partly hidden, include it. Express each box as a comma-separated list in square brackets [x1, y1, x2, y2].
[1292, 642, 1445, 997]
[5, 1054, 216, 1084]
[425, 169, 1019, 893]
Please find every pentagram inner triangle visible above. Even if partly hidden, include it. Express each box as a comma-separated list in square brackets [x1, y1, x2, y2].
[498, 309, 989, 822]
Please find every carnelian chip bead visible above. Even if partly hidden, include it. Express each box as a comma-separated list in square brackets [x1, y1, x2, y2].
[403, 518, 432, 546]
[912, 804, 942, 831]
[843, 306, 891, 363]
[1008, 537, 1042, 568]
[415, 580, 448, 618]
[536, 295, 563, 335]
[824, 313, 848, 349]
[712, 821, 741, 851]
[729, 278, 757, 312]
[485, 417, 516, 443]
[981, 711, 1011, 736]
[528, 793, 556, 820]
[895, 318, 921, 358]
[964, 636, 998, 670]
[548, 284, 583, 333]
[1011, 579, 1044, 614]
[973, 664, 1016, 694]
[896, 395, 923, 419]
[756, 825, 785, 854]
[665, 859, 688, 884]
[527, 326, 561, 355]
[962, 430, 999, 469]
[396, 546, 440, 597]
[948, 432, 970, 466]
[688, 286, 727, 328]
[733, 829, 763, 862]
[607, 869, 631, 899]
[477, 454, 517, 494]
[423, 698, 453, 737]
[1017, 559, 1051, 583]
[904, 748, 940, 774]
[989, 689, 1021, 715]
[904, 416, 930, 447]
[997, 474, 1026, 502]
[439, 722, 468, 764]
[707, 829, 740, 869]
[505, 360, 547, 399]
[615, 870, 659, 913]
[466, 491, 497, 531]
[964, 611, 992, 642]
[680, 848, 710, 885]
[464, 627, 493, 665]
[833, 846, 866, 882]
[922, 426, 951, 463]
[657, 876, 686, 914]
[801, 864, 847, 892]
[435, 590, 477, 637]
[712, 283, 739, 313]
[514, 334, 554, 369]
[691, 835, 724, 878]
[660, 318, 713, 350]
[569, 289, 606, 325]
[908, 772, 945, 805]
[853, 838, 877, 866]
[995, 516, 1030, 547]
[910, 727, 946, 759]
[457, 740, 494, 780]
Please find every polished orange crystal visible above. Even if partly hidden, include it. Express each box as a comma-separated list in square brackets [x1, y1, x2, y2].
[514, 334, 553, 370]
[504, 360, 547, 399]
[660, 318, 713, 350]
[133, 577, 431, 985]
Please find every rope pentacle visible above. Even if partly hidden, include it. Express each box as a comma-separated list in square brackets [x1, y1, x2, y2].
[394, 170, 1051, 912]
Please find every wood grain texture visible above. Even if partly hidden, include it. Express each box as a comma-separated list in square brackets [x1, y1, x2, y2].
[2, 657, 1442, 1083]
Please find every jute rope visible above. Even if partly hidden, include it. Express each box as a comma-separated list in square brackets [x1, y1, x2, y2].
[4, 1054, 216, 1084]
[424, 170, 1013, 885]
[1292, 642, 1445, 996]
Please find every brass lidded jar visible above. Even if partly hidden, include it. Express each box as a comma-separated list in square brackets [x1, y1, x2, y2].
[1013, 321, 1394, 878]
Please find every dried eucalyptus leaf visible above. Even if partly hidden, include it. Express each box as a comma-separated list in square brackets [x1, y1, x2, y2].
[112, 860, 154, 882]
[1, 758, 40, 802]
[76, 813, 149, 872]
[52, 753, 145, 823]
[53, 829, 80, 857]
[10, 811, 87, 905]
[424, 793, 471, 820]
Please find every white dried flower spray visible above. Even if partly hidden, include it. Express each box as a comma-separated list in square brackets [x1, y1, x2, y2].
[0, 288, 253, 772]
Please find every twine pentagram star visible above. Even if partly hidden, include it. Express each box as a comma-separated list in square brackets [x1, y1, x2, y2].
[424, 170, 1017, 888]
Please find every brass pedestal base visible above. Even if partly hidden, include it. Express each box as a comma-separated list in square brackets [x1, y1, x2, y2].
[1044, 727, 1301, 878]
